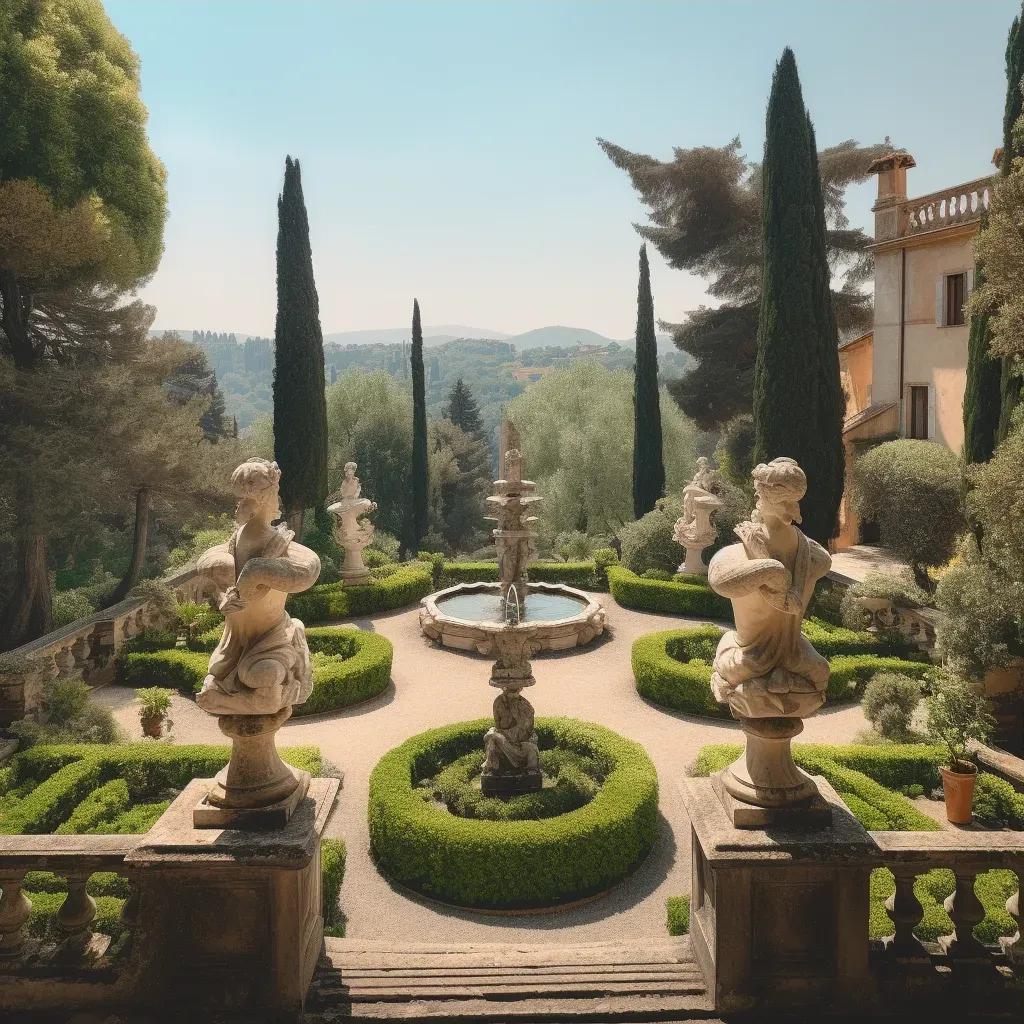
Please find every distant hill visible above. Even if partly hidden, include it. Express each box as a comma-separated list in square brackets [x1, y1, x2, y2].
[323, 325, 511, 347]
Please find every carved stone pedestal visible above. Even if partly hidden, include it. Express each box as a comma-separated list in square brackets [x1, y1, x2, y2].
[480, 767, 543, 797]
[712, 715, 831, 829]
[122, 777, 338, 1022]
[679, 776, 877, 1015]
[194, 708, 310, 829]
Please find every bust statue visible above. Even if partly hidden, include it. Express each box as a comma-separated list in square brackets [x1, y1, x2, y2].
[339, 461, 361, 500]
[192, 458, 322, 827]
[197, 459, 321, 716]
[707, 457, 832, 825]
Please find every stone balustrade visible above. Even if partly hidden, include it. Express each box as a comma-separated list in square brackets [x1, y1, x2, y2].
[0, 567, 211, 724]
[855, 595, 938, 651]
[899, 177, 992, 237]
[0, 834, 137, 992]
[871, 831, 1022, 968]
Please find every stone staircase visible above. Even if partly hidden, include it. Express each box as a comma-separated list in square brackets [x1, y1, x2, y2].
[304, 936, 716, 1021]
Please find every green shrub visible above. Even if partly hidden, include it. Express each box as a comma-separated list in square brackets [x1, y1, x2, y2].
[840, 569, 932, 632]
[592, 548, 618, 591]
[526, 561, 596, 589]
[801, 617, 918, 659]
[608, 566, 732, 620]
[192, 625, 224, 652]
[827, 656, 930, 701]
[619, 497, 684, 575]
[54, 779, 129, 835]
[641, 569, 674, 581]
[295, 629, 393, 717]
[120, 627, 180, 654]
[321, 837, 347, 936]
[369, 718, 658, 909]
[118, 649, 208, 694]
[666, 895, 690, 936]
[853, 440, 964, 579]
[861, 672, 923, 741]
[438, 561, 500, 589]
[52, 587, 96, 628]
[632, 628, 731, 719]
[972, 772, 1024, 829]
[926, 674, 995, 770]
[9, 677, 122, 748]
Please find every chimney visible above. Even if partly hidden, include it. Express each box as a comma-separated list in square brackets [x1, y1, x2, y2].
[868, 152, 916, 242]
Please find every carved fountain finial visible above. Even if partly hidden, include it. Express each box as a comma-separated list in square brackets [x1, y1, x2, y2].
[327, 462, 377, 585]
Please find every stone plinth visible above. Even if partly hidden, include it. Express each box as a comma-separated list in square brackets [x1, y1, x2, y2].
[678, 776, 877, 1015]
[121, 776, 338, 1022]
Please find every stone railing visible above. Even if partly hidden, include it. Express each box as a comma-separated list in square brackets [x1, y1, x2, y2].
[0, 835, 137, 969]
[900, 177, 992, 237]
[871, 831, 1021, 967]
[0, 567, 212, 724]
[855, 596, 939, 651]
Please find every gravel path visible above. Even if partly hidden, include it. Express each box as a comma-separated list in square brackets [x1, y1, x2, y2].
[95, 597, 870, 942]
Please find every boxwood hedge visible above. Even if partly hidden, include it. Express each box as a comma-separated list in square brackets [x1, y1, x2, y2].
[368, 717, 658, 909]
[689, 744, 1018, 944]
[286, 562, 434, 623]
[116, 626, 392, 716]
[437, 561, 599, 591]
[632, 627, 931, 717]
[607, 566, 732, 620]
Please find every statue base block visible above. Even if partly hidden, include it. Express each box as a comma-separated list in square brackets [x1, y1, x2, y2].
[193, 770, 310, 829]
[711, 770, 832, 829]
[338, 568, 371, 585]
[480, 767, 543, 797]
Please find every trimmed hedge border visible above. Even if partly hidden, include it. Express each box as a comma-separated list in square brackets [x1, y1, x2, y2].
[437, 561, 600, 591]
[287, 562, 434, 623]
[690, 744, 1017, 944]
[117, 627, 393, 717]
[607, 566, 732, 620]
[632, 626, 930, 717]
[368, 717, 658, 910]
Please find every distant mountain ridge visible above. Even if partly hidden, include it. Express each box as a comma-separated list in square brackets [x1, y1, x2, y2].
[152, 324, 673, 350]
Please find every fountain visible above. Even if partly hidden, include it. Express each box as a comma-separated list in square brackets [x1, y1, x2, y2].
[327, 461, 377, 585]
[420, 418, 605, 655]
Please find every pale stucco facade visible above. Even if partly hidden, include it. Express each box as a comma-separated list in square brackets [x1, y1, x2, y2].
[835, 153, 992, 549]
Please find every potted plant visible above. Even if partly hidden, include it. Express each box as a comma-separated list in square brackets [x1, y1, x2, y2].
[925, 675, 995, 823]
[136, 687, 174, 740]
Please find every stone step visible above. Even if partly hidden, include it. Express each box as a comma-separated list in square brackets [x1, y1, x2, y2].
[306, 937, 715, 1021]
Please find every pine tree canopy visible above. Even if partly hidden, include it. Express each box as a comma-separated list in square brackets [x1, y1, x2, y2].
[163, 342, 230, 443]
[633, 243, 665, 518]
[272, 155, 328, 513]
[751, 48, 845, 545]
[410, 298, 430, 549]
[598, 129, 889, 429]
[444, 377, 485, 438]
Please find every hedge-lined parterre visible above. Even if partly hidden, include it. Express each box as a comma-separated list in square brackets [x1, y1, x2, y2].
[632, 626, 931, 716]
[117, 626, 393, 716]
[689, 743, 1016, 944]
[368, 717, 658, 910]
[287, 562, 434, 622]
[607, 566, 733, 620]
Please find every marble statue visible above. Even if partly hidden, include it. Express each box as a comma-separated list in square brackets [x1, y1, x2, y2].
[673, 457, 724, 576]
[707, 457, 832, 827]
[481, 624, 542, 795]
[192, 458, 321, 828]
[327, 462, 377, 585]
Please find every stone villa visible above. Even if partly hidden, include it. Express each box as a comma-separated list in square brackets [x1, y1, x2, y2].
[837, 152, 995, 548]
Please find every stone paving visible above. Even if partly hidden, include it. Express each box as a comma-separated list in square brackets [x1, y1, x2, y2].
[95, 597, 871, 943]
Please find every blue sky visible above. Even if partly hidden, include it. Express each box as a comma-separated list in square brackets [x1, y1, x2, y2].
[107, 0, 1021, 339]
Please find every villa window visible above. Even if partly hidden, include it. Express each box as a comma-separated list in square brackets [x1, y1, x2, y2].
[908, 384, 934, 440]
[936, 271, 970, 326]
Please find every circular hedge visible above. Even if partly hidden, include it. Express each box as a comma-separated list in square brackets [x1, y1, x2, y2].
[368, 717, 658, 910]
[632, 626, 933, 718]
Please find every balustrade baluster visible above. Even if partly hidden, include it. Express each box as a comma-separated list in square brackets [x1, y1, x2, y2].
[119, 879, 140, 927]
[885, 868, 927, 958]
[0, 872, 32, 954]
[1002, 886, 1021, 964]
[57, 872, 97, 944]
[941, 869, 987, 958]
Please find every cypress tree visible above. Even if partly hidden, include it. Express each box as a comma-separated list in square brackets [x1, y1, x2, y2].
[632, 243, 665, 517]
[965, 5, 1024, 459]
[752, 49, 845, 545]
[410, 299, 429, 551]
[272, 156, 328, 516]
[444, 377, 484, 439]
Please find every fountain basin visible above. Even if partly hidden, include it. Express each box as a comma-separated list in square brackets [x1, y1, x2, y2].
[420, 582, 605, 655]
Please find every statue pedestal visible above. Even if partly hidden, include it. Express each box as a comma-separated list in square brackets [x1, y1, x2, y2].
[194, 708, 310, 829]
[480, 767, 543, 797]
[680, 543, 712, 576]
[123, 777, 338, 1022]
[712, 715, 830, 829]
[679, 776, 876, 1014]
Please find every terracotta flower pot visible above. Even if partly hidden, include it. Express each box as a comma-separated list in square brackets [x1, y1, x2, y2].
[939, 763, 977, 824]
[140, 712, 165, 740]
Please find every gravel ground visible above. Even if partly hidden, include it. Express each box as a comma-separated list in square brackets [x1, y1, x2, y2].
[95, 597, 871, 942]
